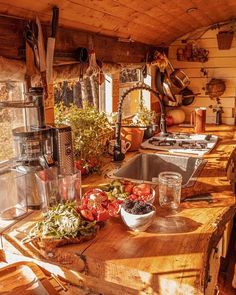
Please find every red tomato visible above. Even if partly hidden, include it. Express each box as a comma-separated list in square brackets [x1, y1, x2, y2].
[124, 183, 134, 194]
[128, 194, 138, 201]
[80, 209, 95, 221]
[83, 189, 108, 210]
[132, 184, 151, 196]
[166, 115, 174, 127]
[75, 159, 88, 175]
[96, 208, 110, 222]
[107, 200, 120, 217]
[88, 157, 99, 169]
[139, 193, 152, 201]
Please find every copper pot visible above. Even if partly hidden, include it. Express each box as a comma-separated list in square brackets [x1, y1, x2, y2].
[168, 61, 190, 90]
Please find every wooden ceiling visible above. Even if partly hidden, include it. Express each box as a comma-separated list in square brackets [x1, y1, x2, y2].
[0, 0, 236, 46]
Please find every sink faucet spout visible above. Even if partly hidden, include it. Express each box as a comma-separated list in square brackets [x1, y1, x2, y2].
[114, 83, 168, 162]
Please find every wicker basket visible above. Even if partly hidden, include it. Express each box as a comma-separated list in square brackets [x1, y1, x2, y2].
[217, 31, 234, 50]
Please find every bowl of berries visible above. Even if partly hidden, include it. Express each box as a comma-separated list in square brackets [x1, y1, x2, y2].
[120, 200, 156, 232]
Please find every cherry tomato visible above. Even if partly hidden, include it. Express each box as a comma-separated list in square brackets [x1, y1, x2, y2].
[88, 157, 99, 169]
[75, 159, 89, 175]
[124, 183, 134, 194]
[107, 200, 120, 217]
[128, 194, 139, 201]
[132, 184, 151, 196]
[80, 209, 95, 221]
[96, 208, 110, 222]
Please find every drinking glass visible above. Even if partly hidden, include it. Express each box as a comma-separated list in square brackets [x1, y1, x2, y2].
[35, 167, 60, 211]
[58, 171, 82, 203]
[158, 172, 182, 210]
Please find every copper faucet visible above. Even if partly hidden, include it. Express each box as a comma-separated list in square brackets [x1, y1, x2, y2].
[114, 83, 168, 161]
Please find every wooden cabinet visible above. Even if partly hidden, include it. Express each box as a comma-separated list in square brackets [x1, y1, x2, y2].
[205, 238, 222, 295]
[205, 220, 233, 295]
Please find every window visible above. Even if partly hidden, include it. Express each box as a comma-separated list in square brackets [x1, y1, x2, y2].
[0, 81, 25, 162]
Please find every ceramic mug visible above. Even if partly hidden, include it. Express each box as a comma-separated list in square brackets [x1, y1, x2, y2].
[108, 139, 131, 155]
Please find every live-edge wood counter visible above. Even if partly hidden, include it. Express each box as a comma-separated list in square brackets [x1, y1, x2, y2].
[1, 125, 236, 295]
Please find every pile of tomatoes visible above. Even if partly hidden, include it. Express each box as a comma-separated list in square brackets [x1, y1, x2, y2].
[77, 182, 153, 222]
[124, 183, 153, 202]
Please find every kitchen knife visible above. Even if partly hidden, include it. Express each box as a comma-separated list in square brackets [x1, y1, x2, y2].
[46, 6, 59, 85]
[36, 16, 47, 96]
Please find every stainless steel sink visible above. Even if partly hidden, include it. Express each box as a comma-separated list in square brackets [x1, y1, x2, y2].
[108, 153, 206, 188]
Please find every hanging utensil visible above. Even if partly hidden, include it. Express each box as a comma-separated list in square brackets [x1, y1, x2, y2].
[142, 52, 149, 79]
[162, 72, 177, 102]
[181, 87, 200, 106]
[168, 59, 190, 90]
[74, 47, 88, 82]
[24, 21, 40, 70]
[46, 6, 59, 85]
[36, 16, 47, 96]
[86, 36, 100, 77]
[155, 68, 165, 94]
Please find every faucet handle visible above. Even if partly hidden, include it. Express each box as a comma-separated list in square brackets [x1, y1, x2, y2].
[113, 149, 125, 162]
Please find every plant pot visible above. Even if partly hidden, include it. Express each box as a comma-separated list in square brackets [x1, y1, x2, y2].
[121, 127, 144, 151]
[144, 125, 155, 139]
[217, 31, 234, 50]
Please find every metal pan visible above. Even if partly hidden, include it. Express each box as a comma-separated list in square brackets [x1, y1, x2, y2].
[168, 59, 190, 90]
[181, 87, 200, 106]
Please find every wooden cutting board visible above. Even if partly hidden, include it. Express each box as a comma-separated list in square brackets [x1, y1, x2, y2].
[0, 261, 59, 294]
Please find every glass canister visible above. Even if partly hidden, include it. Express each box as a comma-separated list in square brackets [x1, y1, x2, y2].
[0, 169, 28, 220]
[158, 171, 182, 210]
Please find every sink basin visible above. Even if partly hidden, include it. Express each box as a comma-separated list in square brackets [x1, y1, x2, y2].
[109, 153, 206, 188]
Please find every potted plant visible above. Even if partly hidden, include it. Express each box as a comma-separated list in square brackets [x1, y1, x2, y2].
[209, 98, 224, 125]
[131, 94, 157, 139]
[55, 102, 113, 176]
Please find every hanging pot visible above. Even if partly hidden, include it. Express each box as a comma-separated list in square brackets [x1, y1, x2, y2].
[168, 60, 190, 90]
[181, 87, 200, 106]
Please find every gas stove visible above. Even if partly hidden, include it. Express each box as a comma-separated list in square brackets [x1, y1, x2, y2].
[141, 133, 218, 156]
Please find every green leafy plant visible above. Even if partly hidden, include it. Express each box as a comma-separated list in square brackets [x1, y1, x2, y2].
[55, 102, 112, 166]
[131, 93, 157, 127]
[209, 97, 224, 113]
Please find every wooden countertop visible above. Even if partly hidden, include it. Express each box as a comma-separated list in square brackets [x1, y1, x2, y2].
[1, 125, 236, 295]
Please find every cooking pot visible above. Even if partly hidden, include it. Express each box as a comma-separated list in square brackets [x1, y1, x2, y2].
[168, 60, 190, 90]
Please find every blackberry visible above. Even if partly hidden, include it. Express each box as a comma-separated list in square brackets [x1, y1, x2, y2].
[124, 200, 135, 213]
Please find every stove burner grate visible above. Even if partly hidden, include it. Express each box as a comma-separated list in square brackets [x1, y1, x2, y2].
[179, 141, 208, 149]
[148, 139, 177, 146]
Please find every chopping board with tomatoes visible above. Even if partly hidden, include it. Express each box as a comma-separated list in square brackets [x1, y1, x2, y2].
[9, 181, 155, 266]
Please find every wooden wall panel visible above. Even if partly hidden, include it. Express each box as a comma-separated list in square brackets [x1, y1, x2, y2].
[0, 15, 155, 64]
[169, 30, 236, 125]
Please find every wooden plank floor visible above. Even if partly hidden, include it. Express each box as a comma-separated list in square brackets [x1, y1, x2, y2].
[218, 219, 236, 295]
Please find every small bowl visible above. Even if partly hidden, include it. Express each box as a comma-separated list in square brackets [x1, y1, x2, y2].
[120, 204, 156, 232]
